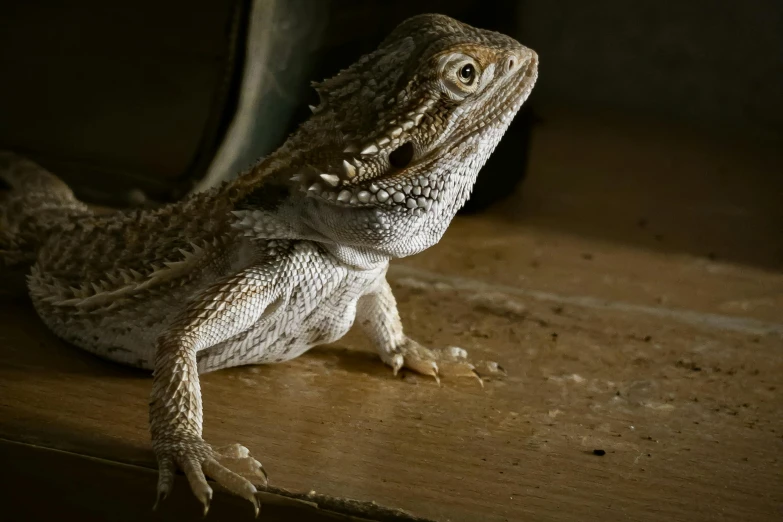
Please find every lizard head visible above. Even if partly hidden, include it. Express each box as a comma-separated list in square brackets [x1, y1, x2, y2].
[235, 14, 537, 261]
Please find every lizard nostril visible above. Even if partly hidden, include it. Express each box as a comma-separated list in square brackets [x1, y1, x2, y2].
[389, 142, 414, 169]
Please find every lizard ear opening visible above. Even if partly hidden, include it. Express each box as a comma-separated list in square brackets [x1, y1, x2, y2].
[389, 142, 414, 169]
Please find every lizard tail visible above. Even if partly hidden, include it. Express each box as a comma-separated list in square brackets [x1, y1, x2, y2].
[0, 151, 91, 269]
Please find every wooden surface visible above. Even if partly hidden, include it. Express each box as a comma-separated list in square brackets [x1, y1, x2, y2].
[1, 110, 782, 521]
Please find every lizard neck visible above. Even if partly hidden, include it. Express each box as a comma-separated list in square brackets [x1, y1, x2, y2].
[322, 243, 392, 270]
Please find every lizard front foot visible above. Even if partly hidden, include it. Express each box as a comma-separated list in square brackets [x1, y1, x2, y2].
[153, 433, 267, 516]
[388, 337, 505, 387]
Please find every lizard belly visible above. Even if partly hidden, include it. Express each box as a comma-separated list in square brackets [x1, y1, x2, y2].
[30, 280, 201, 370]
[196, 262, 386, 373]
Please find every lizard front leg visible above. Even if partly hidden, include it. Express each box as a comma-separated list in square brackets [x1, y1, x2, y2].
[356, 277, 503, 385]
[150, 264, 278, 515]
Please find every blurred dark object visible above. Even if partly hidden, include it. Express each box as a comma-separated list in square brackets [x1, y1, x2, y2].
[0, 1, 251, 204]
[0, 0, 535, 211]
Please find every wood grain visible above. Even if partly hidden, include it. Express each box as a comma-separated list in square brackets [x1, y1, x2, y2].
[1, 111, 781, 521]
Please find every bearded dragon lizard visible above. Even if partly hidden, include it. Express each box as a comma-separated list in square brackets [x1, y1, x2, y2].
[0, 13, 537, 515]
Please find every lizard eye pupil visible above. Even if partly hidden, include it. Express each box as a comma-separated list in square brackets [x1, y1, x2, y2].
[459, 64, 475, 83]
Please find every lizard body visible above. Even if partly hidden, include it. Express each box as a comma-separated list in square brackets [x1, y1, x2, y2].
[0, 14, 537, 514]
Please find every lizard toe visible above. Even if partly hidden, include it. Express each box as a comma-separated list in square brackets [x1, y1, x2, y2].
[214, 442, 251, 459]
[204, 457, 261, 516]
[215, 455, 268, 485]
[182, 458, 213, 516]
[153, 455, 176, 511]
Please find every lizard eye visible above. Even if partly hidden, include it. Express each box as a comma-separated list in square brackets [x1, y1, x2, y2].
[438, 53, 481, 99]
[458, 64, 475, 84]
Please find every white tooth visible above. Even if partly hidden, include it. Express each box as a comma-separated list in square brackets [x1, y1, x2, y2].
[308, 183, 321, 192]
[360, 143, 379, 155]
[406, 198, 417, 209]
[320, 173, 340, 186]
[412, 186, 421, 196]
[308, 105, 317, 113]
[422, 187, 431, 197]
[369, 183, 379, 193]
[401, 120, 415, 130]
[341, 160, 356, 178]
[357, 191, 371, 203]
[290, 173, 304, 182]
[377, 136, 390, 147]
[417, 197, 427, 208]
[388, 126, 403, 138]
[337, 190, 351, 202]
[376, 189, 389, 202]
[344, 144, 359, 153]
[392, 192, 405, 203]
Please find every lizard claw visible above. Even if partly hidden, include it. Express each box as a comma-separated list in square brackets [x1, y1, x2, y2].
[471, 368, 485, 388]
[152, 488, 168, 512]
[203, 494, 212, 517]
[253, 493, 263, 518]
[391, 353, 404, 376]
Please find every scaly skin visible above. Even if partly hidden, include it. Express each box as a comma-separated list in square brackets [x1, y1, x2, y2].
[0, 14, 537, 515]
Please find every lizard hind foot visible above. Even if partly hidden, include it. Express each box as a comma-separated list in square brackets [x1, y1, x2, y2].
[154, 435, 265, 516]
[392, 338, 505, 387]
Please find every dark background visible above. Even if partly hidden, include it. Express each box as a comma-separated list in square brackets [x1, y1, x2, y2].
[1, 0, 780, 264]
